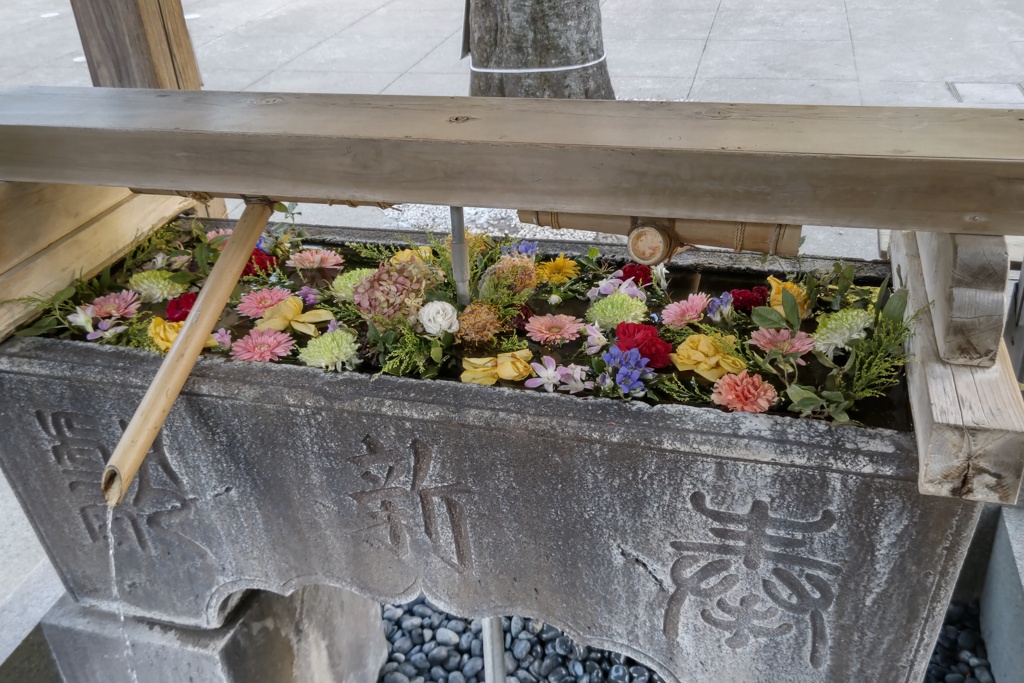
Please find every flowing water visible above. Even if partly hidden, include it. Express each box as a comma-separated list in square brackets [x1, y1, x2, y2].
[107, 507, 140, 683]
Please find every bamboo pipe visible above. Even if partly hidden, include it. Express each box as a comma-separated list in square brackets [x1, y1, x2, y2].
[102, 201, 274, 507]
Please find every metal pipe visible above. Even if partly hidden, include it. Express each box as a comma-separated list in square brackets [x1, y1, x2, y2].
[450, 206, 471, 306]
[481, 616, 507, 683]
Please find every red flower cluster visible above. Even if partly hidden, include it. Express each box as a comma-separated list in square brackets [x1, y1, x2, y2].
[513, 304, 534, 332]
[615, 322, 672, 368]
[729, 286, 768, 314]
[242, 249, 278, 277]
[165, 292, 197, 322]
[621, 263, 652, 286]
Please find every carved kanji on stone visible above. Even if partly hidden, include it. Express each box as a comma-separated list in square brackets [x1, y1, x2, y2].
[348, 435, 472, 570]
[664, 491, 841, 669]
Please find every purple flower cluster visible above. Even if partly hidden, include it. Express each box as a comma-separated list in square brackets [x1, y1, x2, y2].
[597, 345, 656, 398]
[525, 356, 594, 394]
[706, 292, 734, 323]
[501, 241, 538, 258]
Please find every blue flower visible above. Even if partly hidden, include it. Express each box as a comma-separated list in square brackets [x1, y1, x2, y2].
[600, 345, 655, 397]
[501, 241, 538, 258]
[706, 292, 734, 323]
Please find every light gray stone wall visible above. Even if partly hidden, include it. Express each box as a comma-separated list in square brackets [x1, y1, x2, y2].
[981, 505, 1024, 683]
[0, 336, 980, 683]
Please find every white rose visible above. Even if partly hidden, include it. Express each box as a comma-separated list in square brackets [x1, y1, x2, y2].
[548, 294, 562, 305]
[418, 301, 459, 336]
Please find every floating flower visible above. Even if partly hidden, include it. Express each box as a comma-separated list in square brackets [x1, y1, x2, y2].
[547, 294, 562, 306]
[146, 317, 218, 353]
[621, 263, 652, 286]
[524, 314, 584, 346]
[205, 228, 233, 250]
[457, 302, 503, 346]
[730, 286, 769, 314]
[390, 247, 433, 265]
[587, 275, 646, 302]
[662, 293, 711, 329]
[129, 270, 187, 303]
[297, 286, 321, 306]
[89, 291, 140, 319]
[460, 349, 533, 385]
[651, 263, 669, 292]
[329, 268, 375, 303]
[749, 328, 815, 365]
[535, 254, 580, 286]
[597, 345, 655, 398]
[712, 370, 777, 413]
[67, 305, 96, 334]
[525, 356, 562, 392]
[237, 287, 293, 319]
[286, 248, 344, 271]
[298, 329, 360, 371]
[256, 296, 335, 337]
[586, 292, 648, 330]
[165, 292, 197, 322]
[86, 319, 127, 341]
[502, 241, 538, 258]
[768, 276, 811, 319]
[706, 292, 734, 323]
[241, 249, 279, 277]
[479, 255, 537, 299]
[584, 324, 608, 355]
[353, 260, 433, 328]
[212, 328, 232, 350]
[230, 328, 295, 362]
[558, 364, 594, 394]
[419, 301, 460, 336]
[615, 322, 673, 369]
[814, 308, 873, 359]
[669, 333, 746, 381]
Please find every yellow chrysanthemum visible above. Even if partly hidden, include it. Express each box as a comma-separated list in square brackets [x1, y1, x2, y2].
[256, 296, 335, 337]
[535, 254, 580, 286]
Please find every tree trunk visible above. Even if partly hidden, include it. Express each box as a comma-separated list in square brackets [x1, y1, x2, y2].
[469, 0, 614, 99]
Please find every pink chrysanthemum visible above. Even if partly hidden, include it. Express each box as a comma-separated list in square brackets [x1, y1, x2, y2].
[237, 287, 292, 319]
[662, 293, 711, 328]
[749, 328, 815, 365]
[286, 249, 344, 271]
[205, 228, 233, 249]
[229, 328, 294, 362]
[89, 290, 140, 319]
[524, 314, 585, 346]
[712, 370, 777, 413]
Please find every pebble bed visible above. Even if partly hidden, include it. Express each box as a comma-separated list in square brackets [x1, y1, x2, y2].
[378, 599, 995, 683]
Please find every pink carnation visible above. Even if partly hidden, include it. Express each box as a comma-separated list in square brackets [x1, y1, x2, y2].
[286, 249, 344, 271]
[237, 287, 292, 319]
[229, 328, 294, 362]
[749, 328, 815, 365]
[89, 290, 140, 319]
[662, 293, 710, 328]
[712, 370, 777, 413]
[524, 314, 585, 346]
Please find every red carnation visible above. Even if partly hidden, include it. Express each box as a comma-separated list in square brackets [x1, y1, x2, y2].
[242, 249, 278, 277]
[165, 292, 197, 322]
[615, 322, 673, 368]
[730, 286, 768, 314]
[621, 263, 652, 286]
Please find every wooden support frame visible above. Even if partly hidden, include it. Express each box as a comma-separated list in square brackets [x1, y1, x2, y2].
[0, 88, 1022, 236]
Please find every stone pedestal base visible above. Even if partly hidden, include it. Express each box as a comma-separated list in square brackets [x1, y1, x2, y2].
[41, 585, 386, 683]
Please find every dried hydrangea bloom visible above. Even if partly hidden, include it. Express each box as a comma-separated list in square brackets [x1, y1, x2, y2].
[479, 255, 538, 300]
[352, 260, 434, 329]
[457, 302, 503, 346]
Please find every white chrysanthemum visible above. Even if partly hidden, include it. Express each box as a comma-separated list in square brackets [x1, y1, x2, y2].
[814, 308, 874, 359]
[128, 270, 188, 303]
[298, 329, 361, 372]
[329, 268, 375, 303]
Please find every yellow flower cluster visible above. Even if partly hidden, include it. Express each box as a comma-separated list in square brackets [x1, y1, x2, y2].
[390, 247, 433, 265]
[256, 296, 334, 337]
[146, 317, 218, 352]
[535, 254, 580, 286]
[669, 333, 746, 381]
[460, 350, 533, 385]
[767, 276, 811, 319]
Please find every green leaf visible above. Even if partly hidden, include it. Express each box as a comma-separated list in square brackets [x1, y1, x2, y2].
[168, 271, 195, 285]
[781, 289, 800, 330]
[51, 286, 77, 305]
[430, 344, 443, 364]
[751, 306, 788, 330]
[587, 247, 600, 260]
[274, 202, 288, 214]
[881, 289, 908, 325]
[366, 322, 380, 342]
[14, 316, 60, 337]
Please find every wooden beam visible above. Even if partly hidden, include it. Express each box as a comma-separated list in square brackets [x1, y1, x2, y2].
[69, 0, 202, 90]
[890, 230, 1024, 504]
[915, 232, 1009, 367]
[0, 194, 194, 341]
[0, 88, 1022, 236]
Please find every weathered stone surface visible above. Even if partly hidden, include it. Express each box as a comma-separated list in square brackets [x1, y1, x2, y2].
[980, 505, 1024, 683]
[41, 584, 387, 683]
[0, 336, 979, 683]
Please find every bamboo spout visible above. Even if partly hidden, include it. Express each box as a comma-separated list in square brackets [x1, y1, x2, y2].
[102, 201, 274, 506]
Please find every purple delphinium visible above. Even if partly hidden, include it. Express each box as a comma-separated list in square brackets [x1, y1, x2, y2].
[298, 286, 321, 306]
[597, 345, 655, 398]
[706, 292, 734, 323]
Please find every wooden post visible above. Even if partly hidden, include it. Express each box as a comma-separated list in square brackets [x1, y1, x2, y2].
[102, 201, 273, 506]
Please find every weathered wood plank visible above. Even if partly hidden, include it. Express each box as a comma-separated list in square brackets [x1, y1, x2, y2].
[0, 183, 133, 275]
[916, 232, 1009, 366]
[69, 0, 201, 90]
[0, 88, 1022, 235]
[0, 194, 194, 342]
[890, 230, 1024, 504]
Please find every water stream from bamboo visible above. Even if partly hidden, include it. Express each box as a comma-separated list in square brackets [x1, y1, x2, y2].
[107, 507, 140, 683]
